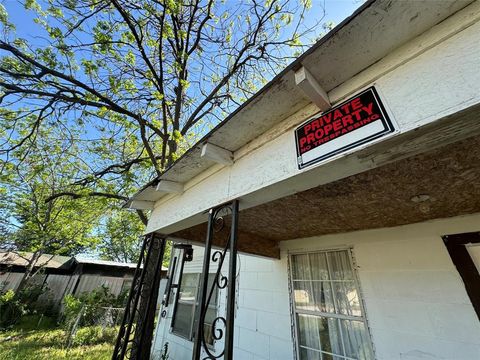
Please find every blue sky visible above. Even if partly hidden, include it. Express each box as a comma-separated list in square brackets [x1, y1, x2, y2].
[3, 0, 364, 45]
[1, 0, 365, 140]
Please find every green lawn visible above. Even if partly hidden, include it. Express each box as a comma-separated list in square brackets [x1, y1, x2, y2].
[0, 318, 115, 360]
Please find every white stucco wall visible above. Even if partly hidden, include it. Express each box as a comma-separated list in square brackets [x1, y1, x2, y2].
[466, 244, 480, 274]
[152, 213, 480, 360]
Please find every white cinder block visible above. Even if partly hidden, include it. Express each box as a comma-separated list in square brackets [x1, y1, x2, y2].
[238, 271, 259, 290]
[256, 311, 292, 340]
[238, 328, 270, 359]
[243, 256, 274, 272]
[153, 214, 480, 360]
[257, 269, 289, 292]
[373, 329, 480, 360]
[243, 289, 274, 312]
[269, 336, 295, 360]
[233, 348, 255, 360]
[253, 355, 269, 360]
[354, 237, 454, 271]
[427, 302, 480, 344]
[269, 291, 291, 315]
[359, 269, 471, 304]
[235, 307, 258, 331]
[362, 298, 435, 337]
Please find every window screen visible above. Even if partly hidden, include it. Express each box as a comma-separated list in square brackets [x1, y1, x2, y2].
[291, 250, 374, 360]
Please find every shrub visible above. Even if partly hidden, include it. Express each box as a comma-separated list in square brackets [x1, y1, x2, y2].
[0, 289, 16, 304]
[0, 283, 47, 328]
[63, 293, 83, 327]
[62, 285, 125, 328]
[0, 289, 21, 327]
[70, 325, 118, 346]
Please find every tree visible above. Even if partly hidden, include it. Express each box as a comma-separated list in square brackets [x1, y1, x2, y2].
[0, 0, 327, 206]
[98, 210, 172, 265]
[0, 125, 108, 293]
[97, 210, 144, 263]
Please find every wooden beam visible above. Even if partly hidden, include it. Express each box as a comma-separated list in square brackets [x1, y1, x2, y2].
[201, 142, 234, 166]
[156, 180, 184, 194]
[172, 222, 280, 259]
[294, 66, 331, 111]
[129, 200, 154, 210]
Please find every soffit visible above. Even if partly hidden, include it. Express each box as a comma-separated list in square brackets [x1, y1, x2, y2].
[129, 0, 474, 204]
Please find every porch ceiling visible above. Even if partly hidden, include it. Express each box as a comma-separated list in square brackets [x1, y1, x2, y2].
[172, 134, 480, 258]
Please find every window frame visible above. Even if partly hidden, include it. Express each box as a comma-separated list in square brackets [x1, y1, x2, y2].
[171, 271, 218, 346]
[288, 248, 375, 360]
[171, 272, 200, 340]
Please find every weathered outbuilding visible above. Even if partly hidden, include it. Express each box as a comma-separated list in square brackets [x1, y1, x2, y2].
[0, 252, 140, 312]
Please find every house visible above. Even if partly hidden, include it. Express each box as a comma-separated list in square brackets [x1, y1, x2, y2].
[122, 1, 480, 359]
[0, 251, 141, 312]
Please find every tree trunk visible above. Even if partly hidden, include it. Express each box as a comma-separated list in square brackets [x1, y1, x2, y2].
[14, 250, 41, 294]
[1, 251, 42, 326]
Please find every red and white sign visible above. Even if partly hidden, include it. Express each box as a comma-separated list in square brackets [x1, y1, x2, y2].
[295, 87, 395, 169]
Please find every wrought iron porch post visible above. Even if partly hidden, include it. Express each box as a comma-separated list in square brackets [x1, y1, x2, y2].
[224, 200, 238, 358]
[192, 200, 239, 360]
[192, 207, 215, 359]
[132, 235, 166, 359]
[112, 233, 166, 360]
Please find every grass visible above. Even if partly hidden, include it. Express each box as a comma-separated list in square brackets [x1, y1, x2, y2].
[0, 316, 114, 360]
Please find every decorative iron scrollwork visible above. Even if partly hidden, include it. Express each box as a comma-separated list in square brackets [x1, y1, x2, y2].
[212, 250, 228, 290]
[112, 234, 167, 360]
[193, 200, 239, 360]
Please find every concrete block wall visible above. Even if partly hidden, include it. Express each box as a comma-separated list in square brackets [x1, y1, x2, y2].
[151, 248, 295, 360]
[152, 213, 480, 360]
[233, 254, 294, 360]
[280, 213, 480, 360]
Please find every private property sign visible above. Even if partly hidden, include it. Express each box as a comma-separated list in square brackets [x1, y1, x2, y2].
[295, 87, 395, 169]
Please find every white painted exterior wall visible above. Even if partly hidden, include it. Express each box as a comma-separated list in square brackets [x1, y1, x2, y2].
[152, 246, 294, 360]
[152, 213, 480, 360]
[466, 244, 480, 273]
[146, 2, 480, 235]
[281, 213, 480, 360]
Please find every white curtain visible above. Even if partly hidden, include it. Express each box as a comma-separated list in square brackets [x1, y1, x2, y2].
[292, 251, 374, 360]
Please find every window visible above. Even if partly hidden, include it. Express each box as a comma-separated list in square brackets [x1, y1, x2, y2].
[172, 273, 218, 345]
[290, 250, 374, 360]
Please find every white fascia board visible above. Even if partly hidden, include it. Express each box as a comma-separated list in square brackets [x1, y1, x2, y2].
[200, 142, 234, 166]
[156, 180, 184, 194]
[129, 200, 154, 210]
[295, 66, 331, 111]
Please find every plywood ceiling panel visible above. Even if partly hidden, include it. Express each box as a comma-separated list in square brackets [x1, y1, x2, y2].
[172, 135, 480, 256]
